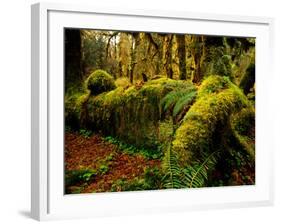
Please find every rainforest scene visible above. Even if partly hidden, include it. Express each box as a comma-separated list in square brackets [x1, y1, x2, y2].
[64, 28, 255, 194]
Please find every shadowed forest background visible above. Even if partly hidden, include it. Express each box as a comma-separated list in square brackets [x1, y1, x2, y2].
[64, 29, 255, 194]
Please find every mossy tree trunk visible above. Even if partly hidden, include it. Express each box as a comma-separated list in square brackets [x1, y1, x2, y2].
[177, 35, 187, 80]
[129, 33, 141, 83]
[65, 29, 82, 91]
[118, 33, 131, 78]
[191, 35, 204, 84]
[164, 35, 174, 79]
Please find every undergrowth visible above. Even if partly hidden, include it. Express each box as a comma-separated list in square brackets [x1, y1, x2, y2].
[103, 136, 163, 160]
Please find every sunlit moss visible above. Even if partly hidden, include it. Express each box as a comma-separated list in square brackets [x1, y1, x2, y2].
[197, 75, 230, 97]
[172, 75, 250, 165]
[86, 69, 116, 95]
[115, 77, 131, 89]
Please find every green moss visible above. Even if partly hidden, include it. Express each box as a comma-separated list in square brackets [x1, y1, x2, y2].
[198, 75, 230, 97]
[172, 75, 250, 165]
[86, 69, 116, 95]
[85, 78, 194, 148]
[65, 91, 90, 130]
[231, 107, 255, 159]
[115, 77, 131, 89]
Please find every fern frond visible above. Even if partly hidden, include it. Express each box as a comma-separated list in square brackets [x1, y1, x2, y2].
[183, 150, 221, 188]
[161, 86, 197, 120]
[172, 91, 197, 117]
[161, 89, 187, 112]
[162, 141, 186, 189]
[162, 145, 221, 189]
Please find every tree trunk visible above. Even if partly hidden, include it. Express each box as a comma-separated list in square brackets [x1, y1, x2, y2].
[191, 36, 204, 84]
[129, 33, 140, 83]
[177, 35, 187, 80]
[164, 35, 173, 79]
[64, 29, 82, 91]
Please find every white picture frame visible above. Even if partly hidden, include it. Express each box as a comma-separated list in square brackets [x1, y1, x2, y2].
[31, 2, 274, 221]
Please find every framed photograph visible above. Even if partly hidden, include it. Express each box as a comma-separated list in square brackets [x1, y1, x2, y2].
[31, 2, 274, 221]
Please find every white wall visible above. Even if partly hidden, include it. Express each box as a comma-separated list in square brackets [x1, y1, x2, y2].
[0, 0, 279, 223]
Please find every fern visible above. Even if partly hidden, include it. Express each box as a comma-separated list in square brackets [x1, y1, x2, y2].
[172, 91, 197, 117]
[183, 150, 220, 188]
[162, 143, 221, 189]
[161, 89, 187, 112]
[162, 142, 186, 189]
[161, 86, 197, 120]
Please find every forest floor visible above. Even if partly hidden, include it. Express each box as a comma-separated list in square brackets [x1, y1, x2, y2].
[65, 132, 161, 194]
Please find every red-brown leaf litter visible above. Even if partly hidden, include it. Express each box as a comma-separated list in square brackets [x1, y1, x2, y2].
[65, 132, 161, 193]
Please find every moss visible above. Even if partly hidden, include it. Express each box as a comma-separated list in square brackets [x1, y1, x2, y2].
[65, 91, 90, 130]
[230, 107, 255, 159]
[86, 69, 116, 95]
[172, 75, 250, 165]
[213, 54, 233, 79]
[198, 75, 230, 97]
[115, 77, 131, 89]
[85, 78, 194, 148]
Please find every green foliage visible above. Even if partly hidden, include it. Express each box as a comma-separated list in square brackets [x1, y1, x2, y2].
[183, 150, 220, 188]
[200, 37, 234, 80]
[86, 69, 117, 95]
[104, 136, 163, 159]
[110, 167, 162, 192]
[160, 82, 197, 120]
[162, 142, 186, 189]
[82, 33, 107, 72]
[79, 129, 93, 138]
[162, 141, 220, 188]
[65, 168, 97, 187]
[213, 54, 233, 79]
[172, 91, 197, 118]
[98, 164, 109, 175]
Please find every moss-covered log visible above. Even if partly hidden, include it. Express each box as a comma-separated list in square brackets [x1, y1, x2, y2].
[171, 75, 251, 166]
[66, 77, 196, 149]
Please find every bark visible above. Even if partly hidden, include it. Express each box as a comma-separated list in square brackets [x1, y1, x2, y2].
[129, 33, 141, 83]
[191, 36, 204, 84]
[164, 35, 174, 79]
[177, 35, 187, 80]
